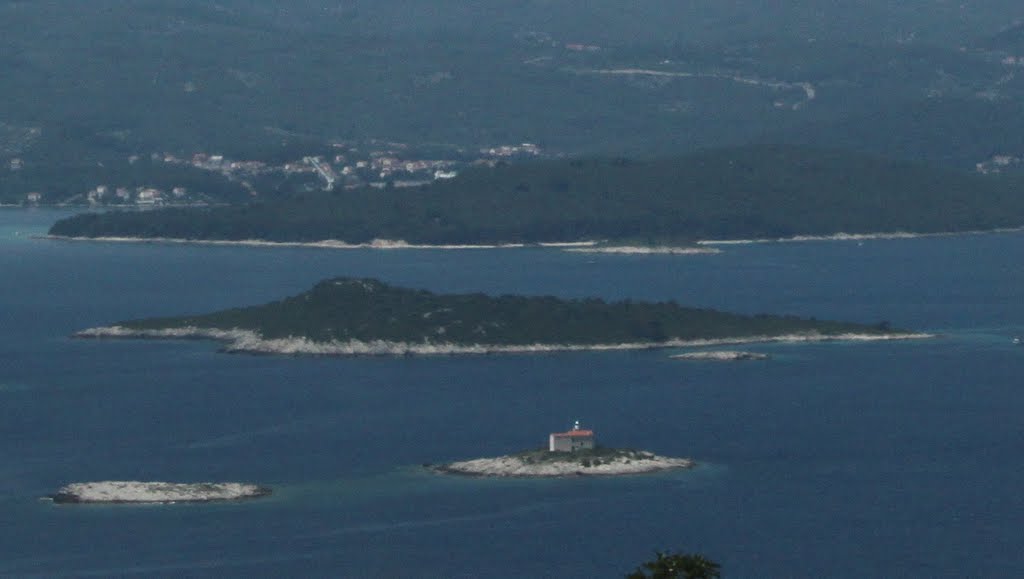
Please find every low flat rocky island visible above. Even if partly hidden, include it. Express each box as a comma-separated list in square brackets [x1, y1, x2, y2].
[432, 422, 693, 478]
[671, 350, 770, 361]
[433, 448, 694, 478]
[49, 481, 271, 504]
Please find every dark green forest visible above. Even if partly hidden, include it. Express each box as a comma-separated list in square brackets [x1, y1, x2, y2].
[119, 277, 898, 345]
[50, 145, 1024, 244]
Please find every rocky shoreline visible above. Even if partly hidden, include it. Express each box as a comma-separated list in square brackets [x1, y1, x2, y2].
[671, 350, 770, 361]
[45, 235, 606, 251]
[48, 227, 1024, 252]
[48, 481, 271, 504]
[431, 449, 695, 478]
[564, 245, 720, 255]
[47, 234, 716, 255]
[697, 226, 1024, 246]
[73, 325, 933, 357]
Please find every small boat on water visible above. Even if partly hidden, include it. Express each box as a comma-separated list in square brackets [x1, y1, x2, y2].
[1013, 337, 1022, 346]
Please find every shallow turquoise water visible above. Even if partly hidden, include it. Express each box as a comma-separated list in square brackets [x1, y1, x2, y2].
[3, 209, 1024, 577]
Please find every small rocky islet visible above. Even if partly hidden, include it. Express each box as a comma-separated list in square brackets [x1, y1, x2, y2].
[430, 423, 694, 478]
[671, 350, 770, 361]
[48, 481, 272, 504]
[432, 448, 695, 478]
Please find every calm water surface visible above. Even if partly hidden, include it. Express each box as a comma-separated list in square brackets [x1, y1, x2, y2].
[2, 209, 1023, 577]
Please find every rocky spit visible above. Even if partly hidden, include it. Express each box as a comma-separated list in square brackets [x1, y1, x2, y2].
[48, 481, 271, 504]
[671, 350, 770, 361]
[564, 245, 721, 255]
[432, 450, 695, 478]
[47, 235, 531, 250]
[73, 326, 934, 357]
[49, 235, 722, 254]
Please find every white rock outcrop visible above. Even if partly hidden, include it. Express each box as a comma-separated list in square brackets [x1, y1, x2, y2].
[435, 450, 694, 478]
[74, 325, 933, 357]
[564, 245, 720, 255]
[50, 481, 271, 504]
[671, 350, 770, 361]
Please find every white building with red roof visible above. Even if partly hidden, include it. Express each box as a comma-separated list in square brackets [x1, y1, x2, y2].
[548, 420, 595, 452]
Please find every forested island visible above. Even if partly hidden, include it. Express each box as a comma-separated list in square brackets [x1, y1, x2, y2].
[49, 145, 1024, 246]
[74, 277, 924, 356]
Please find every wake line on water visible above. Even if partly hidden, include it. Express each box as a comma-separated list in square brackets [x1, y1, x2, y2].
[294, 484, 625, 539]
[181, 416, 342, 450]
[1, 552, 319, 579]
[5, 498, 574, 579]
[74, 326, 934, 357]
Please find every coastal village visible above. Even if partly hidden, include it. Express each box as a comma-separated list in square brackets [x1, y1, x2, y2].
[11, 140, 545, 207]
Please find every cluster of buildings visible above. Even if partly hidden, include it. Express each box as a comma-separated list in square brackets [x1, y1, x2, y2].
[480, 143, 542, 158]
[157, 140, 545, 193]
[548, 420, 596, 452]
[975, 154, 1024, 175]
[21, 184, 198, 208]
[564, 43, 601, 52]
[11, 139, 548, 206]
[183, 153, 266, 175]
[83, 185, 192, 206]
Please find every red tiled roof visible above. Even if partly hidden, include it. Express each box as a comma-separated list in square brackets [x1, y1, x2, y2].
[550, 430, 594, 438]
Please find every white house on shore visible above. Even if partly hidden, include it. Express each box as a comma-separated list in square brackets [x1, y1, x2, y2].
[549, 421, 595, 452]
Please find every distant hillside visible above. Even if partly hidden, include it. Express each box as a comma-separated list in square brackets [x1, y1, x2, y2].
[49, 145, 1024, 245]
[86, 277, 902, 351]
[979, 22, 1024, 52]
[6, 0, 1024, 183]
[779, 98, 1024, 169]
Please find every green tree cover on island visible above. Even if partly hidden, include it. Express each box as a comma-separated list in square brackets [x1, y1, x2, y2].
[51, 145, 1024, 245]
[118, 277, 899, 345]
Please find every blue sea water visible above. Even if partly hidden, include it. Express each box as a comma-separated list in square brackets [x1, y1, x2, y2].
[2, 209, 1024, 578]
